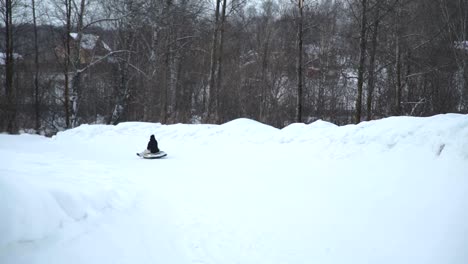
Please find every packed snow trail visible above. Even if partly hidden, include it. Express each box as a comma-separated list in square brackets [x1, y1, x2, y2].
[1, 114, 468, 264]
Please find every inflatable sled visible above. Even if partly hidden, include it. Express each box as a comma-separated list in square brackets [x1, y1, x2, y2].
[137, 151, 167, 159]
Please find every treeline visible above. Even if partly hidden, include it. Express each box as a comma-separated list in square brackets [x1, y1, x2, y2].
[0, 0, 466, 135]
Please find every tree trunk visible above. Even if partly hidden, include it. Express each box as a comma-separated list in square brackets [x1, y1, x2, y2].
[63, 0, 72, 128]
[296, 0, 304, 123]
[366, 3, 379, 121]
[32, 0, 40, 132]
[162, 38, 170, 123]
[215, 0, 227, 123]
[206, 0, 221, 122]
[395, 35, 402, 115]
[70, 0, 86, 128]
[259, 30, 271, 123]
[5, 0, 16, 133]
[404, 49, 417, 115]
[160, 0, 175, 123]
[355, 0, 367, 124]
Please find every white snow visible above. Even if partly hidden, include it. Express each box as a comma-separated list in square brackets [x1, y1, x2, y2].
[0, 53, 23, 65]
[1, 114, 468, 264]
[455, 41, 468, 51]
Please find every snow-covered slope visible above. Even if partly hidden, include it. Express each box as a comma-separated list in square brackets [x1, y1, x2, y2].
[1, 114, 467, 264]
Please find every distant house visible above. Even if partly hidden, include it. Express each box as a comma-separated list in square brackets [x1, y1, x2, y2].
[55, 33, 112, 64]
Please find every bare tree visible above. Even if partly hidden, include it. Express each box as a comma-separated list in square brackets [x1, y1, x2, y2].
[366, 0, 382, 121]
[62, 0, 72, 128]
[355, 0, 368, 124]
[68, 0, 86, 127]
[440, 0, 468, 112]
[206, 0, 222, 122]
[296, 0, 304, 123]
[257, 0, 276, 123]
[214, 0, 227, 123]
[31, 0, 40, 131]
[1, 0, 16, 133]
[393, 3, 402, 115]
[107, 0, 138, 125]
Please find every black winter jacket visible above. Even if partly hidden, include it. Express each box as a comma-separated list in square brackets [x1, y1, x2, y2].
[147, 135, 160, 153]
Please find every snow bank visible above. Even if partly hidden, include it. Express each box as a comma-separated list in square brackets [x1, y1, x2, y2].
[0, 175, 67, 247]
[278, 114, 468, 159]
[53, 114, 468, 159]
[0, 134, 137, 249]
[11, 115, 465, 178]
[54, 118, 279, 145]
[0, 173, 133, 248]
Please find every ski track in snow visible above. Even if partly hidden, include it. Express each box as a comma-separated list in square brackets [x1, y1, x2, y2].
[1, 114, 468, 264]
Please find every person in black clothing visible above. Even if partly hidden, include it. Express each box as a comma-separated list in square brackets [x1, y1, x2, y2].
[138, 134, 160, 156]
[147, 134, 160, 153]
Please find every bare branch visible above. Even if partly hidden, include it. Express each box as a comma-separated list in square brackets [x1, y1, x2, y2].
[83, 15, 127, 30]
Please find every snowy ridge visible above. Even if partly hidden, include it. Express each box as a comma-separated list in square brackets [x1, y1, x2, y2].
[0, 134, 138, 250]
[0, 156, 135, 249]
[1, 114, 468, 264]
[55, 113, 468, 158]
[0, 174, 131, 246]
[278, 114, 468, 159]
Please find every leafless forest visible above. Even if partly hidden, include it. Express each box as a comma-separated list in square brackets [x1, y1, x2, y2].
[0, 0, 467, 135]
